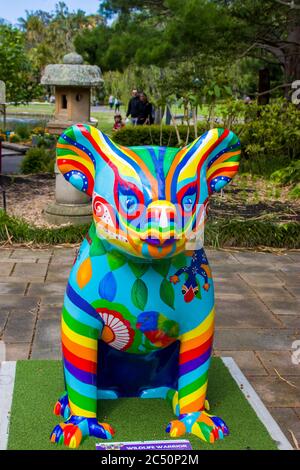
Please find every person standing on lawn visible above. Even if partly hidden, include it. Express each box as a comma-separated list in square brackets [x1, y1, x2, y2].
[114, 97, 121, 112]
[137, 93, 154, 125]
[126, 89, 140, 125]
[108, 95, 114, 110]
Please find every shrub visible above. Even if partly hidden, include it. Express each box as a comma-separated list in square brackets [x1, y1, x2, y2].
[10, 134, 21, 143]
[289, 184, 300, 200]
[31, 133, 56, 149]
[270, 161, 300, 185]
[113, 124, 209, 147]
[21, 147, 55, 174]
[113, 99, 300, 183]
[237, 99, 300, 177]
[14, 123, 31, 140]
[32, 126, 46, 136]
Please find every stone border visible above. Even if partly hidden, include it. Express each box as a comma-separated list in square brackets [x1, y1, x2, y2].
[0, 359, 293, 450]
[0, 361, 16, 450]
[222, 357, 293, 450]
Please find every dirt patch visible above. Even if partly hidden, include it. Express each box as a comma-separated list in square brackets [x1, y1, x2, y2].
[0, 174, 56, 227]
[0, 173, 299, 227]
[210, 175, 300, 223]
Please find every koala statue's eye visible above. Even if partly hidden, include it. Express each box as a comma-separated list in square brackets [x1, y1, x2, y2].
[183, 196, 194, 210]
[126, 196, 138, 212]
[118, 179, 144, 220]
[119, 194, 140, 218]
[182, 192, 197, 213]
[178, 182, 198, 215]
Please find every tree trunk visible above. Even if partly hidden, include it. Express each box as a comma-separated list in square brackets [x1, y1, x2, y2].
[258, 67, 270, 105]
[258, 8, 300, 101]
[154, 106, 164, 124]
[165, 105, 172, 125]
[284, 11, 300, 99]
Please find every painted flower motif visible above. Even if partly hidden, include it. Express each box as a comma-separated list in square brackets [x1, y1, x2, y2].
[96, 308, 134, 351]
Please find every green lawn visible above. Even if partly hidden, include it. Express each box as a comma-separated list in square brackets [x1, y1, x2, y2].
[7, 358, 277, 450]
[6, 101, 230, 131]
[7, 103, 55, 115]
[7, 102, 122, 136]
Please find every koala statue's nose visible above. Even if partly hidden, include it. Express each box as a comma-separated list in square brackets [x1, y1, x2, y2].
[144, 201, 176, 244]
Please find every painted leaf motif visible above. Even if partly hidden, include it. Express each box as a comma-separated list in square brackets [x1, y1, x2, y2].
[107, 250, 127, 270]
[160, 279, 175, 310]
[128, 261, 149, 278]
[90, 237, 106, 257]
[171, 253, 187, 269]
[131, 279, 148, 310]
[152, 259, 171, 277]
[98, 272, 117, 301]
[77, 257, 92, 289]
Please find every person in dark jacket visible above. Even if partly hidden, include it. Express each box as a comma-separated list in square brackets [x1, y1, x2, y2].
[126, 89, 140, 125]
[137, 93, 154, 125]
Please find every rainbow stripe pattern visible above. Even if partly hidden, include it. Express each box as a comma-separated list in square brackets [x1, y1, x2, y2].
[178, 307, 215, 414]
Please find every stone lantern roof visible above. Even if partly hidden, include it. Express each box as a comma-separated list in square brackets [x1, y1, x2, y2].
[41, 53, 103, 88]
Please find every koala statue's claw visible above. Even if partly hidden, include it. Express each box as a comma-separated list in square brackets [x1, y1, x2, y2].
[166, 412, 229, 444]
[53, 393, 71, 420]
[50, 416, 115, 448]
[50, 422, 83, 447]
[166, 419, 186, 437]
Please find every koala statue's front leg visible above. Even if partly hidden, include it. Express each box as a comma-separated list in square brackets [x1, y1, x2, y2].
[50, 281, 115, 448]
[166, 308, 228, 443]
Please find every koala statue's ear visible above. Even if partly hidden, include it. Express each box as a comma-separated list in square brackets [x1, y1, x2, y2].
[57, 124, 123, 197]
[205, 128, 241, 193]
[56, 124, 100, 196]
[186, 128, 241, 194]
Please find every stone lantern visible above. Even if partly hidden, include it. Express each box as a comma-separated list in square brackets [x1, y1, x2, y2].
[41, 52, 103, 134]
[41, 53, 103, 225]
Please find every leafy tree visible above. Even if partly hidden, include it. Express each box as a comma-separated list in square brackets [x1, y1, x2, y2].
[92, 0, 298, 99]
[95, 0, 237, 66]
[0, 25, 42, 103]
[19, 2, 104, 72]
[220, 0, 300, 96]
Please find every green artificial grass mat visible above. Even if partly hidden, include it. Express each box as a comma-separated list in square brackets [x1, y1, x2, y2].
[7, 358, 277, 450]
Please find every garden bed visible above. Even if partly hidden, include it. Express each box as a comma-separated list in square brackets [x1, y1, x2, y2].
[0, 174, 299, 249]
[0, 174, 299, 228]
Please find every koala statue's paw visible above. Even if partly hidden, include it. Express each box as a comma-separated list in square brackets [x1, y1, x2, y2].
[53, 392, 71, 420]
[50, 416, 115, 448]
[166, 411, 229, 443]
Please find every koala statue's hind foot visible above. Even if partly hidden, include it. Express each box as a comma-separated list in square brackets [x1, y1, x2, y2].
[50, 416, 115, 448]
[166, 412, 229, 443]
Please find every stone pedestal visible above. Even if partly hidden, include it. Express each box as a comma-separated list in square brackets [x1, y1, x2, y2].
[44, 165, 92, 225]
[41, 53, 102, 226]
[47, 118, 98, 136]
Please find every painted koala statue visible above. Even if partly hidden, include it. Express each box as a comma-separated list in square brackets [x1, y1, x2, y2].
[50, 124, 241, 448]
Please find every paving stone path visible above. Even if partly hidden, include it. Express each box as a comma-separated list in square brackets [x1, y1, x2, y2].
[0, 247, 299, 448]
